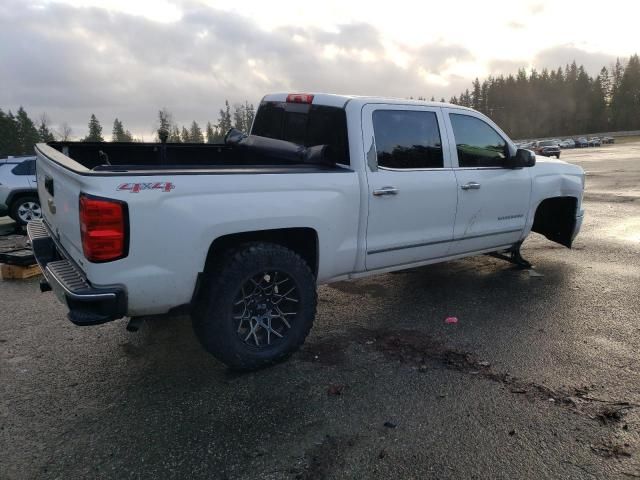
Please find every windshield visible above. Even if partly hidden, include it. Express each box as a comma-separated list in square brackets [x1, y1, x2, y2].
[539, 141, 555, 146]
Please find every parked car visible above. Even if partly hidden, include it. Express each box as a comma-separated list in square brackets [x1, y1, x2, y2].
[575, 137, 589, 148]
[601, 136, 615, 144]
[563, 139, 576, 149]
[531, 140, 561, 158]
[588, 137, 601, 147]
[29, 93, 585, 370]
[0, 156, 42, 225]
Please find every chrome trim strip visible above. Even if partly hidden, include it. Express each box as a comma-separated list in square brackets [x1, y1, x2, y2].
[453, 166, 505, 170]
[367, 228, 522, 255]
[378, 166, 451, 172]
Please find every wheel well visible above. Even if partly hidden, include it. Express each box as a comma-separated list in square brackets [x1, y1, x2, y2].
[531, 196, 578, 248]
[7, 190, 38, 209]
[203, 228, 319, 277]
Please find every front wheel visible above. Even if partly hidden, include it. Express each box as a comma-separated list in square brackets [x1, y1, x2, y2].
[10, 195, 42, 225]
[192, 242, 317, 370]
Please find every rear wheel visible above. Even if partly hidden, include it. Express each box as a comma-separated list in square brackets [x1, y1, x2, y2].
[10, 195, 42, 225]
[192, 242, 317, 370]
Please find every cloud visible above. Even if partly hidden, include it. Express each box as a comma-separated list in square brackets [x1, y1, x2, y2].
[529, 3, 545, 14]
[533, 45, 618, 75]
[506, 21, 525, 29]
[0, 1, 625, 138]
[0, 0, 476, 137]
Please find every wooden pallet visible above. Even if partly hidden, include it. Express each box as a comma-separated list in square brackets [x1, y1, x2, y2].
[1, 263, 42, 280]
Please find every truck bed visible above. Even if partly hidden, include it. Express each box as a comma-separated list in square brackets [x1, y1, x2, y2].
[44, 138, 344, 175]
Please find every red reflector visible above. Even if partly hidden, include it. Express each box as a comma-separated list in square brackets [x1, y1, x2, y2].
[79, 194, 128, 262]
[286, 93, 314, 104]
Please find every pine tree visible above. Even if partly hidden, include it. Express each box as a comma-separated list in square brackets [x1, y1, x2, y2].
[15, 107, 40, 155]
[589, 75, 608, 132]
[181, 126, 191, 143]
[157, 108, 173, 141]
[37, 113, 55, 143]
[599, 67, 612, 103]
[218, 100, 233, 135]
[0, 109, 20, 157]
[244, 101, 255, 131]
[112, 118, 133, 142]
[233, 103, 246, 131]
[611, 54, 640, 130]
[205, 121, 215, 144]
[471, 78, 482, 110]
[189, 121, 204, 143]
[611, 58, 625, 98]
[84, 114, 104, 142]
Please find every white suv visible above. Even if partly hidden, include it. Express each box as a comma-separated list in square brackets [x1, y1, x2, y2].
[0, 156, 42, 225]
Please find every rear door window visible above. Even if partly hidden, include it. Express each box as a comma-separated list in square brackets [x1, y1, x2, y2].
[372, 110, 443, 169]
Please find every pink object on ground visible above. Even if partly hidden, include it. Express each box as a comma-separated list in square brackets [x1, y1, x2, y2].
[444, 316, 459, 324]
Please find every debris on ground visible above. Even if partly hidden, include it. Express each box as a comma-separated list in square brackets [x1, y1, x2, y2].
[595, 404, 635, 424]
[383, 421, 397, 429]
[477, 361, 491, 367]
[444, 316, 459, 324]
[327, 384, 344, 396]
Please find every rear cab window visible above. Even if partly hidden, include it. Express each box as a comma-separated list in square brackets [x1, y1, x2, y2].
[252, 101, 350, 165]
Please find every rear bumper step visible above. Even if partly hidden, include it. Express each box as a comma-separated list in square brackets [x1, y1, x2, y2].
[27, 219, 127, 325]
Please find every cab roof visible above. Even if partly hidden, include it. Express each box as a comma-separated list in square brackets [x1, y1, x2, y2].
[261, 92, 475, 112]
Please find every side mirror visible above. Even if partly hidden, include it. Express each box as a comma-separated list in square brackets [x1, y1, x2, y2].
[507, 148, 536, 168]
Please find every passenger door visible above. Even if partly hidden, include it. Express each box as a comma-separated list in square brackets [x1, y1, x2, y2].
[362, 105, 459, 270]
[442, 109, 532, 254]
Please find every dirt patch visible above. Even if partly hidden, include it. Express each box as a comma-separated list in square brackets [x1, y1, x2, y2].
[327, 281, 388, 298]
[358, 327, 637, 425]
[591, 442, 633, 458]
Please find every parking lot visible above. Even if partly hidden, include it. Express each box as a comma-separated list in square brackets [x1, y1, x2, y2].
[1, 141, 639, 479]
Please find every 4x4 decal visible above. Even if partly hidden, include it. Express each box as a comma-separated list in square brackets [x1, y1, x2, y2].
[117, 182, 175, 193]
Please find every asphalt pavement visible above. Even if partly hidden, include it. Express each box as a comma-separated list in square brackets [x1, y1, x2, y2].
[1, 143, 640, 479]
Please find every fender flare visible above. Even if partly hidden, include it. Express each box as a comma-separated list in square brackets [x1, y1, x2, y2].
[6, 188, 38, 208]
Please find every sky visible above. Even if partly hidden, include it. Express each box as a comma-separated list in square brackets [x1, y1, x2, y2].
[1, 0, 638, 139]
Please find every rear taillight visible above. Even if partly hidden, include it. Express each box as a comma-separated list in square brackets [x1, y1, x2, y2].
[286, 93, 314, 104]
[79, 194, 128, 262]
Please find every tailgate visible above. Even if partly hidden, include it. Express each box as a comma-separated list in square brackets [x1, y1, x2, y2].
[35, 144, 92, 268]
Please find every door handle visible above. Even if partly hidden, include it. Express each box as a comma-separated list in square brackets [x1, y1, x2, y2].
[461, 182, 481, 190]
[373, 186, 399, 196]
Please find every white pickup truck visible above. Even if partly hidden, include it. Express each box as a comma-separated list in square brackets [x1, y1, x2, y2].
[29, 93, 585, 369]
